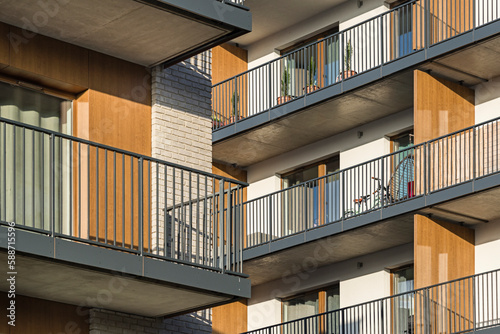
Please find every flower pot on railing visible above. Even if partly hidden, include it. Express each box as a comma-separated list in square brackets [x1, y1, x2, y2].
[229, 115, 243, 123]
[304, 85, 320, 94]
[336, 70, 357, 82]
[277, 95, 292, 105]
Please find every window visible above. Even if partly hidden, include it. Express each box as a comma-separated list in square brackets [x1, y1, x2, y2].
[281, 156, 340, 232]
[282, 285, 340, 322]
[391, 265, 415, 334]
[279, 26, 340, 96]
[389, 130, 415, 201]
[390, 0, 414, 58]
[0, 80, 72, 230]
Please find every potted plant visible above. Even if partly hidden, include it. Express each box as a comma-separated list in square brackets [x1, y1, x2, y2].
[230, 90, 239, 123]
[212, 112, 224, 128]
[337, 39, 357, 82]
[305, 56, 320, 94]
[277, 67, 292, 104]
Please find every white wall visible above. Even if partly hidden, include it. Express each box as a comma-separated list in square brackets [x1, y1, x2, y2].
[475, 218, 500, 274]
[475, 76, 500, 124]
[247, 243, 413, 330]
[246, 108, 413, 199]
[246, 0, 388, 64]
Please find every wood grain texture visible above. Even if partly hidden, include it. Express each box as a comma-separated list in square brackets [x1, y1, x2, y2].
[212, 44, 248, 85]
[8, 26, 89, 89]
[212, 299, 248, 334]
[414, 214, 474, 289]
[0, 293, 89, 334]
[0, 22, 9, 69]
[414, 70, 474, 144]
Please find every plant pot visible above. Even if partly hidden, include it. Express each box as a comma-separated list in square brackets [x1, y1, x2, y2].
[304, 85, 320, 94]
[336, 70, 357, 82]
[277, 96, 292, 105]
[229, 115, 243, 123]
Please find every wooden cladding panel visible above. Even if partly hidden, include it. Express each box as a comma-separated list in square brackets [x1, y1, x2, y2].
[0, 22, 9, 68]
[212, 44, 248, 85]
[8, 26, 89, 88]
[414, 214, 474, 288]
[212, 299, 248, 334]
[414, 70, 474, 144]
[414, 214, 474, 334]
[0, 293, 89, 334]
[212, 44, 248, 120]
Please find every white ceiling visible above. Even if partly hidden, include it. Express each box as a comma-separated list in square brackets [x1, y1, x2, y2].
[234, 0, 348, 47]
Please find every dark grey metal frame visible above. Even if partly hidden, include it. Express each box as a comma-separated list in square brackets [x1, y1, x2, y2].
[0, 116, 248, 274]
[242, 116, 500, 252]
[242, 268, 500, 334]
[212, 0, 500, 139]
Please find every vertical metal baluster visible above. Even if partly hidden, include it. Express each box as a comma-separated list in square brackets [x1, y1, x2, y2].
[130, 156, 134, 249]
[172, 167, 176, 259]
[96, 147, 99, 241]
[113, 152, 116, 246]
[105, 149, 108, 244]
[122, 154, 125, 248]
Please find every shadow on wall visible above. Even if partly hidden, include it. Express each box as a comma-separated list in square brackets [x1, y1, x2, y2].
[154, 51, 212, 120]
[164, 309, 212, 333]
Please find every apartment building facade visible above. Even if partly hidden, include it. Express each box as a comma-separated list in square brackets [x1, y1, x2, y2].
[210, 0, 500, 333]
[0, 1, 252, 333]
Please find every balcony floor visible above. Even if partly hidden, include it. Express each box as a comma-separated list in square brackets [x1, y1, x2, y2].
[214, 22, 500, 167]
[0, 228, 250, 317]
[243, 172, 500, 286]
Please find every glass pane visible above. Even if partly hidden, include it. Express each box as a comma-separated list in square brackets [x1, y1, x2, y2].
[283, 165, 318, 188]
[283, 291, 319, 322]
[393, 266, 414, 334]
[0, 81, 72, 233]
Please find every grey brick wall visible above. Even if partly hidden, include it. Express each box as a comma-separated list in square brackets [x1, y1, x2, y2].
[89, 309, 211, 334]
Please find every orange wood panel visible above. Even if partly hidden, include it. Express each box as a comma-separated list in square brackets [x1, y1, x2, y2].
[212, 44, 248, 119]
[414, 69, 474, 144]
[212, 162, 247, 246]
[212, 299, 248, 334]
[212, 44, 248, 85]
[414, 214, 474, 334]
[7, 26, 89, 90]
[0, 22, 9, 69]
[414, 214, 474, 288]
[0, 293, 89, 334]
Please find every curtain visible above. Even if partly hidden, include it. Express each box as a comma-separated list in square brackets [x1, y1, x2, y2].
[0, 82, 72, 233]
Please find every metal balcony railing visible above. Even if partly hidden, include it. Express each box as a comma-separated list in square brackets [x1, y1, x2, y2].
[0, 117, 247, 274]
[212, 0, 499, 130]
[218, 0, 245, 6]
[243, 268, 500, 334]
[244, 116, 500, 249]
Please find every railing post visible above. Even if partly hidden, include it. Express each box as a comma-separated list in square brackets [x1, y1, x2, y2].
[379, 16, 384, 65]
[226, 182, 232, 271]
[381, 157, 385, 208]
[423, 143, 427, 195]
[341, 33, 345, 81]
[269, 196, 273, 242]
[424, 288, 430, 334]
[138, 158, 144, 256]
[50, 133, 55, 237]
[472, 275, 476, 332]
[473, 126, 477, 181]
[341, 170, 345, 221]
[268, 63, 272, 112]
[424, 0, 430, 48]
[219, 180, 225, 273]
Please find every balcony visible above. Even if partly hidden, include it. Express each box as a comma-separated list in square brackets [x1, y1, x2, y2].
[243, 269, 500, 334]
[212, 0, 500, 167]
[242, 117, 500, 285]
[0, 0, 251, 67]
[0, 117, 249, 317]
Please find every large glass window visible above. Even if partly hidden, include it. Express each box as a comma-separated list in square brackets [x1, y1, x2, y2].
[282, 285, 340, 334]
[392, 265, 415, 334]
[390, 130, 415, 201]
[0, 81, 72, 231]
[281, 156, 340, 234]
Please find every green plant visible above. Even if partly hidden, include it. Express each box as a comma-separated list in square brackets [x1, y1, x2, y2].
[281, 67, 290, 97]
[230, 91, 239, 116]
[307, 56, 317, 87]
[344, 39, 353, 72]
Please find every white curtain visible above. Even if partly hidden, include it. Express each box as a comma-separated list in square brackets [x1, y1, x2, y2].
[0, 82, 72, 233]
